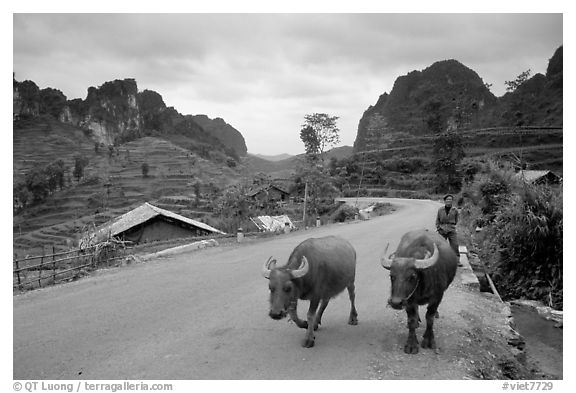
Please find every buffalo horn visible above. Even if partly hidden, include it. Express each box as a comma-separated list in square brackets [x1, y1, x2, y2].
[290, 256, 309, 278]
[380, 243, 393, 270]
[414, 244, 439, 270]
[261, 256, 277, 279]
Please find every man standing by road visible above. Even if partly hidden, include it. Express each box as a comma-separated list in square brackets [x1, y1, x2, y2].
[436, 194, 460, 261]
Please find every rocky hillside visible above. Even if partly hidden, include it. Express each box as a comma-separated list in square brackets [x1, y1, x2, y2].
[12, 77, 253, 255]
[486, 46, 563, 127]
[191, 115, 247, 157]
[13, 78, 247, 159]
[354, 46, 563, 152]
[13, 126, 241, 256]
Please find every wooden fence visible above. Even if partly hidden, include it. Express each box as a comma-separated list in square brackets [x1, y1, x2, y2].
[13, 243, 130, 292]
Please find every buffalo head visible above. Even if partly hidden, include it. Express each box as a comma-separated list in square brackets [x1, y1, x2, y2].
[380, 243, 439, 310]
[262, 256, 309, 320]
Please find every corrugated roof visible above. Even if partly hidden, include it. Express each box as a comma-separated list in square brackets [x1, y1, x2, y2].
[515, 170, 558, 183]
[91, 202, 225, 241]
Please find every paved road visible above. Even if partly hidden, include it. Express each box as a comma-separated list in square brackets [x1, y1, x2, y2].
[13, 198, 502, 380]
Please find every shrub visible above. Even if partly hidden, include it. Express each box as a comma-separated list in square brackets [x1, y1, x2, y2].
[485, 185, 562, 308]
[141, 163, 150, 177]
[331, 204, 358, 223]
[83, 176, 101, 186]
[459, 160, 563, 310]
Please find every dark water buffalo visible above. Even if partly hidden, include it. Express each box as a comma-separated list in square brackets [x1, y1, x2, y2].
[381, 229, 458, 354]
[262, 236, 358, 348]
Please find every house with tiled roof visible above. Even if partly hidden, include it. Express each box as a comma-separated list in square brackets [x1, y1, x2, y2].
[81, 202, 225, 246]
[247, 183, 290, 203]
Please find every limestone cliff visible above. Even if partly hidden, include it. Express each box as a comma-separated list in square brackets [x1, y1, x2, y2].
[191, 115, 248, 157]
[354, 59, 497, 152]
[12, 77, 248, 160]
[353, 46, 563, 153]
[60, 79, 142, 145]
[13, 79, 41, 119]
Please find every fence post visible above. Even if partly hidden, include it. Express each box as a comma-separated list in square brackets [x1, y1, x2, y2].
[38, 247, 45, 288]
[14, 254, 21, 289]
[52, 245, 56, 285]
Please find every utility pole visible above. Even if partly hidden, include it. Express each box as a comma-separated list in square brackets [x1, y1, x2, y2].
[302, 182, 308, 227]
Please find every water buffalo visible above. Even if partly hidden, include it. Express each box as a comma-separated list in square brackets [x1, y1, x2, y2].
[262, 236, 358, 348]
[381, 229, 458, 354]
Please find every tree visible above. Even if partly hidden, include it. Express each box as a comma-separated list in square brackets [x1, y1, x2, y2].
[73, 155, 89, 182]
[432, 132, 465, 193]
[45, 160, 66, 192]
[292, 162, 339, 223]
[24, 166, 50, 202]
[300, 126, 320, 158]
[141, 162, 150, 177]
[300, 113, 340, 162]
[193, 182, 201, 205]
[505, 69, 531, 92]
[14, 182, 32, 212]
[213, 183, 254, 233]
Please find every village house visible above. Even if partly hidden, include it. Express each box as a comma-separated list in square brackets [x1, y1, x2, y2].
[514, 170, 561, 185]
[81, 202, 225, 246]
[247, 184, 290, 203]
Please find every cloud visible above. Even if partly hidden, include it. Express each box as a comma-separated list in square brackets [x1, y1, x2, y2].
[13, 13, 562, 154]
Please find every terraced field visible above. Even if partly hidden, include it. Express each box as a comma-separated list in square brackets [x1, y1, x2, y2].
[343, 127, 563, 198]
[13, 120, 562, 257]
[13, 119, 244, 257]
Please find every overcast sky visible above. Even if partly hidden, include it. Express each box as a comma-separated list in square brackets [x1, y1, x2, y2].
[13, 13, 563, 155]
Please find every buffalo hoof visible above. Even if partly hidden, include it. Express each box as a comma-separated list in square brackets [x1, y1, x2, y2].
[421, 335, 437, 349]
[348, 316, 358, 325]
[421, 337, 436, 349]
[404, 338, 419, 354]
[302, 338, 315, 348]
[297, 321, 309, 330]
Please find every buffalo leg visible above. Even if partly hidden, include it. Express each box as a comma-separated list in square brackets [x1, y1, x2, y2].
[314, 299, 330, 330]
[421, 301, 440, 349]
[347, 284, 358, 325]
[404, 304, 420, 354]
[302, 298, 320, 348]
[288, 301, 308, 329]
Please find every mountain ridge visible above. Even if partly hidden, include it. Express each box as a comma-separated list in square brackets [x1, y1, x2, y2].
[13, 77, 247, 159]
[353, 46, 563, 153]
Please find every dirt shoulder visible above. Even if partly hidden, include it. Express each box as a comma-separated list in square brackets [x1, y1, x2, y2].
[368, 270, 535, 380]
